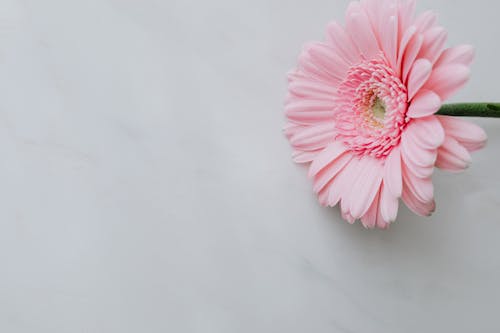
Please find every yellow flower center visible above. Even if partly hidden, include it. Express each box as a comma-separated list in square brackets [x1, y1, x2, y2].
[372, 97, 386, 121]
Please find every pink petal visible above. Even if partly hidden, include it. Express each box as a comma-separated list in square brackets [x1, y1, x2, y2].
[405, 116, 445, 150]
[283, 123, 304, 139]
[327, 154, 357, 207]
[401, 150, 434, 179]
[286, 70, 300, 83]
[398, 0, 416, 35]
[425, 64, 470, 101]
[349, 157, 383, 219]
[307, 43, 350, 83]
[397, 25, 417, 76]
[308, 141, 347, 177]
[298, 45, 343, 86]
[345, 4, 381, 59]
[359, 184, 391, 229]
[407, 59, 432, 100]
[402, 184, 436, 217]
[435, 136, 472, 172]
[437, 116, 487, 152]
[290, 122, 335, 151]
[407, 89, 441, 118]
[342, 211, 356, 225]
[401, 130, 437, 167]
[361, 188, 380, 229]
[380, 15, 398, 68]
[414, 10, 437, 33]
[402, 33, 423, 83]
[318, 184, 331, 207]
[440, 137, 472, 162]
[360, 0, 383, 29]
[380, 182, 399, 223]
[376, 209, 390, 229]
[339, 158, 363, 215]
[435, 44, 475, 68]
[418, 26, 447, 64]
[384, 146, 402, 197]
[371, 0, 398, 51]
[292, 150, 320, 164]
[402, 164, 434, 203]
[313, 153, 353, 194]
[326, 21, 360, 65]
[288, 78, 336, 100]
[285, 98, 336, 124]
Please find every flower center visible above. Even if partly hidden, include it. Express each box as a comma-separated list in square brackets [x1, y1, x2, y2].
[371, 97, 386, 121]
[334, 58, 408, 158]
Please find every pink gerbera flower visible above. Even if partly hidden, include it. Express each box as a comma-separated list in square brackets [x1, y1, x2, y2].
[285, 0, 487, 228]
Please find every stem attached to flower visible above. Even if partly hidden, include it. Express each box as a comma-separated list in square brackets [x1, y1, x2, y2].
[437, 103, 500, 117]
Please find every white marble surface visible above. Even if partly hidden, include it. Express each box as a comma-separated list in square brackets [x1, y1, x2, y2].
[0, 0, 499, 332]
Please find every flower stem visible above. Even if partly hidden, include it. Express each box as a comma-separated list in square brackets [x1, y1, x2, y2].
[437, 103, 500, 117]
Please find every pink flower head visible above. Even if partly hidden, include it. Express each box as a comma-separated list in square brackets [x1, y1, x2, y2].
[285, 0, 487, 228]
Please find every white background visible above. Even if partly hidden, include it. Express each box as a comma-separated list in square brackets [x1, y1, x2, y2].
[0, 0, 499, 332]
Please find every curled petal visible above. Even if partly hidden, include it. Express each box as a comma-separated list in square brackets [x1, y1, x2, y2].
[436, 137, 472, 172]
[425, 64, 470, 101]
[397, 25, 417, 76]
[402, 184, 436, 217]
[435, 44, 475, 68]
[401, 149, 434, 179]
[407, 89, 441, 118]
[437, 116, 487, 152]
[402, 163, 434, 203]
[407, 59, 432, 100]
[402, 33, 424, 83]
[401, 128, 438, 168]
[405, 116, 445, 150]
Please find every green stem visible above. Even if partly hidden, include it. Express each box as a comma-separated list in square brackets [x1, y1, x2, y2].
[437, 103, 500, 117]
